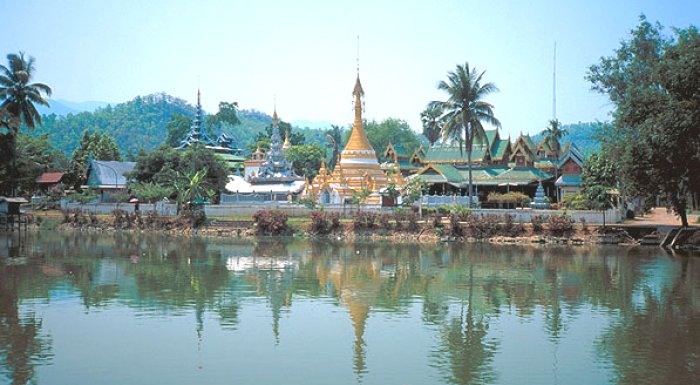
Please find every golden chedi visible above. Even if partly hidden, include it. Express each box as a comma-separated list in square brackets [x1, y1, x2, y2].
[307, 74, 402, 204]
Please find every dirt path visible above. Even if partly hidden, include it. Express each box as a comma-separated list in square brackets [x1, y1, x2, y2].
[625, 207, 698, 226]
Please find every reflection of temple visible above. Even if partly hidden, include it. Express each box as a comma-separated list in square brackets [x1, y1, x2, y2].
[323, 256, 385, 378]
[224, 109, 306, 200]
[306, 74, 403, 205]
[178, 90, 245, 173]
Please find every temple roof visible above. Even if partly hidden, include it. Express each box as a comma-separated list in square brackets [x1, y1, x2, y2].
[423, 142, 490, 163]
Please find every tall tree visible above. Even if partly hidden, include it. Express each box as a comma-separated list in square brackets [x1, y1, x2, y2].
[165, 113, 195, 148]
[206, 101, 240, 127]
[68, 130, 121, 187]
[0, 52, 52, 196]
[587, 16, 700, 226]
[325, 124, 344, 171]
[429, 62, 501, 207]
[543, 118, 567, 200]
[361, 118, 420, 162]
[420, 104, 444, 146]
[0, 52, 52, 132]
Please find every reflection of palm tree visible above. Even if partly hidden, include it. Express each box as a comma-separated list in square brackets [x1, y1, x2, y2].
[0, 268, 52, 385]
[434, 264, 497, 385]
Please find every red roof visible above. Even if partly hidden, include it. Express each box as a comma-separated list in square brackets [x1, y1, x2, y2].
[36, 172, 65, 184]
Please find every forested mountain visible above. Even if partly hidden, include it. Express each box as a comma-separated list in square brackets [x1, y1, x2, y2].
[531, 121, 601, 156]
[32, 93, 195, 155]
[29, 93, 332, 157]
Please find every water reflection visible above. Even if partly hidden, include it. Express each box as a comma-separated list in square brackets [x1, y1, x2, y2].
[0, 232, 699, 384]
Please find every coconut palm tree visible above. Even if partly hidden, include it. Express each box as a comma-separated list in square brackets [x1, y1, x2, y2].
[420, 104, 444, 146]
[543, 119, 567, 161]
[0, 52, 52, 132]
[0, 52, 52, 196]
[543, 119, 567, 201]
[429, 62, 501, 207]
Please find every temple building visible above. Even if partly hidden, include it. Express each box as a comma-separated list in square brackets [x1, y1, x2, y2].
[407, 129, 566, 204]
[178, 90, 245, 174]
[306, 74, 403, 205]
[223, 109, 306, 201]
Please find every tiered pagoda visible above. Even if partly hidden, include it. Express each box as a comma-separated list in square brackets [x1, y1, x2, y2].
[252, 109, 298, 182]
[306, 74, 403, 205]
[224, 108, 306, 200]
[178, 90, 245, 173]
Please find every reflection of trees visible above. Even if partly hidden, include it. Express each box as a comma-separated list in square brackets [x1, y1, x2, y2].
[599, 255, 700, 385]
[5, 231, 697, 384]
[432, 263, 497, 385]
[0, 265, 52, 385]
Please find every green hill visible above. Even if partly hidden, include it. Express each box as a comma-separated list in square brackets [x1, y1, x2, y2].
[531, 121, 602, 156]
[30, 93, 331, 157]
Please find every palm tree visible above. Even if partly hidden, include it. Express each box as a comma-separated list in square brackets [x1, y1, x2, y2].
[543, 119, 567, 201]
[0, 52, 52, 132]
[420, 104, 444, 146]
[0, 52, 52, 196]
[429, 62, 501, 207]
[325, 124, 343, 171]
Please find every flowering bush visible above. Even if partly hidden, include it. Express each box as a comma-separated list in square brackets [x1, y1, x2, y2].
[309, 211, 341, 235]
[253, 210, 291, 236]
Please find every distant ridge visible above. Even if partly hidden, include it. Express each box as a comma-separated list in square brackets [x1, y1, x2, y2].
[37, 98, 110, 116]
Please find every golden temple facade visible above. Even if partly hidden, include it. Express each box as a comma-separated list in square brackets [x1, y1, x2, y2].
[306, 75, 403, 204]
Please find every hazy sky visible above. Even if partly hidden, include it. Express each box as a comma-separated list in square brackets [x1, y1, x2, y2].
[1, 0, 697, 137]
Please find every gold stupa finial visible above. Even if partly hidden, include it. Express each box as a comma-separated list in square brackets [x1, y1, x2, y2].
[343, 75, 373, 152]
[283, 128, 291, 150]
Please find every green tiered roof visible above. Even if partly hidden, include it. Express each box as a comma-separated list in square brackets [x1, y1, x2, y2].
[424, 143, 490, 163]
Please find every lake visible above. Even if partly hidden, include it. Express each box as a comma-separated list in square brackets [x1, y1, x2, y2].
[1, 231, 699, 385]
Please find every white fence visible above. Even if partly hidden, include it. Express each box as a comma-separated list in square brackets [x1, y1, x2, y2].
[61, 201, 178, 216]
[460, 208, 623, 224]
[205, 202, 386, 218]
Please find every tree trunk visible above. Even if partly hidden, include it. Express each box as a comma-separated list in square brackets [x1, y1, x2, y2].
[467, 148, 473, 208]
[678, 199, 689, 227]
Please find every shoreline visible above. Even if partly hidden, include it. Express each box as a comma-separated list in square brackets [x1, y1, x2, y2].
[11, 209, 695, 249]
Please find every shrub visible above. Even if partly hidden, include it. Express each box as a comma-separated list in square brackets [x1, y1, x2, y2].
[531, 215, 545, 233]
[561, 194, 591, 210]
[500, 214, 524, 237]
[437, 204, 452, 215]
[465, 214, 501, 239]
[252, 210, 290, 236]
[547, 215, 574, 236]
[309, 211, 341, 235]
[352, 211, 379, 232]
[487, 192, 531, 208]
[393, 209, 420, 232]
[453, 204, 471, 219]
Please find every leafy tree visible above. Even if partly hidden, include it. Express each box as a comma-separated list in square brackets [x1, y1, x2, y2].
[349, 188, 372, 210]
[0, 133, 66, 195]
[401, 177, 428, 207]
[0, 52, 52, 196]
[286, 144, 325, 179]
[68, 130, 121, 187]
[129, 143, 229, 201]
[129, 181, 174, 203]
[165, 113, 195, 148]
[206, 101, 240, 127]
[249, 120, 305, 153]
[360, 118, 420, 162]
[429, 62, 501, 207]
[587, 16, 700, 226]
[420, 104, 444, 146]
[582, 152, 618, 227]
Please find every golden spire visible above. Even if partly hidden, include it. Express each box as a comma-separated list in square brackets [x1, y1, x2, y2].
[273, 108, 279, 126]
[343, 75, 374, 152]
[283, 128, 291, 150]
[319, 158, 327, 175]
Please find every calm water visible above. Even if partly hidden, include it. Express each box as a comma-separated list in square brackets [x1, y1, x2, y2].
[1, 231, 699, 385]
